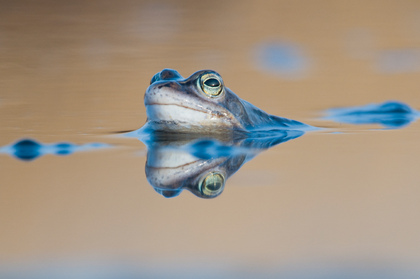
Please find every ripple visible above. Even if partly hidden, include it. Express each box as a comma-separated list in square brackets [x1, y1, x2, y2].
[0, 138, 111, 161]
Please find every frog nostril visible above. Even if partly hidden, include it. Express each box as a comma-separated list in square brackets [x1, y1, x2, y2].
[151, 69, 183, 84]
[160, 69, 172, 79]
[159, 69, 183, 81]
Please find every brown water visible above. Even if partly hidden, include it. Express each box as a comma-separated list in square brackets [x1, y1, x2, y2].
[1, 1, 420, 278]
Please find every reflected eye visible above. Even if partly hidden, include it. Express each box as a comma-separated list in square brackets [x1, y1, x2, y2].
[199, 73, 224, 97]
[199, 172, 225, 197]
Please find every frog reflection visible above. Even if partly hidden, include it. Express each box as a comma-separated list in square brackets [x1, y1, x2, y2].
[140, 130, 303, 198]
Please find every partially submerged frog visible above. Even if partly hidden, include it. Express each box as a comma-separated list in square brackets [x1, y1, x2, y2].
[143, 69, 313, 135]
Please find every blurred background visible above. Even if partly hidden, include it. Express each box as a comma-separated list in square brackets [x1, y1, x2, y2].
[1, 0, 420, 278]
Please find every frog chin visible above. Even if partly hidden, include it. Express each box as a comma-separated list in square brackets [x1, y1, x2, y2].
[146, 104, 216, 125]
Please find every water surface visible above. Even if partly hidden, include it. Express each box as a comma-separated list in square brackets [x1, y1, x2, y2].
[1, 1, 420, 278]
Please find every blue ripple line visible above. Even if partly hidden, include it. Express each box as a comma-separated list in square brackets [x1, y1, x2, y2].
[323, 101, 419, 129]
[0, 138, 111, 161]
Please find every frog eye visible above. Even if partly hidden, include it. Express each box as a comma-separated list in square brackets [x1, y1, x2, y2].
[199, 73, 224, 97]
[199, 171, 225, 197]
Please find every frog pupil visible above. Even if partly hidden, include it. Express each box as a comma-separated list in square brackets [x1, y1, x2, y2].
[203, 173, 223, 191]
[204, 78, 220, 87]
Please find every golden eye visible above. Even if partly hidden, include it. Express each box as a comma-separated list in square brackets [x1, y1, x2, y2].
[199, 172, 225, 197]
[199, 73, 224, 97]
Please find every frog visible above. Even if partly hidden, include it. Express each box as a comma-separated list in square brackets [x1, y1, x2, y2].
[142, 69, 314, 135]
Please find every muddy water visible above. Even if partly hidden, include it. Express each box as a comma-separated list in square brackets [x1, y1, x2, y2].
[1, 1, 420, 278]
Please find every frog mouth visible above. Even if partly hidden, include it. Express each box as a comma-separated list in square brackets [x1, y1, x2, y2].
[145, 103, 216, 123]
[145, 102, 208, 115]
